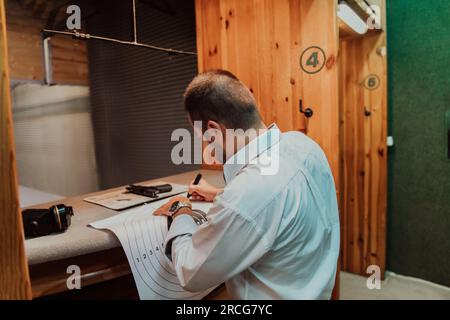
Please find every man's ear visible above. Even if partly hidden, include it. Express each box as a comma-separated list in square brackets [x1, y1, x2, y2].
[206, 120, 223, 132]
[205, 120, 226, 146]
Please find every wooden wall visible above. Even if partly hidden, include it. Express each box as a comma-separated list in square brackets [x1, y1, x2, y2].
[5, 0, 88, 85]
[339, 33, 387, 276]
[195, 0, 302, 132]
[195, 0, 340, 184]
[195, 0, 389, 291]
[0, 0, 32, 299]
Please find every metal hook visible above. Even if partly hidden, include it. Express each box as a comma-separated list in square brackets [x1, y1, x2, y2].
[299, 99, 314, 118]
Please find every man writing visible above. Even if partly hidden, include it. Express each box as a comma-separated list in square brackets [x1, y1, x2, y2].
[154, 70, 340, 299]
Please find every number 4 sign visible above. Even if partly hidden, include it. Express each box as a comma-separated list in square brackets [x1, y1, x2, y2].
[300, 46, 326, 74]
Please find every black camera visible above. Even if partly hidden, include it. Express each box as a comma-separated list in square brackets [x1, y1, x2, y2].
[22, 204, 74, 238]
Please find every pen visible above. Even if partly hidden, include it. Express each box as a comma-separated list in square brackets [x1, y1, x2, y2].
[187, 173, 202, 199]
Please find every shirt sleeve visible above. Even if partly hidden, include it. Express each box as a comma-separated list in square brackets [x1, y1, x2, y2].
[164, 199, 270, 292]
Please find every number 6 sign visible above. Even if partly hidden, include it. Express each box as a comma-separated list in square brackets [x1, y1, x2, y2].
[363, 74, 381, 90]
[300, 46, 326, 74]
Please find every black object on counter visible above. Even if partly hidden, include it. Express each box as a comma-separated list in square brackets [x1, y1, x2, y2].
[22, 204, 74, 238]
[125, 183, 173, 198]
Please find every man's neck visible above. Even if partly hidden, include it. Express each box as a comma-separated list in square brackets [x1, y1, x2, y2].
[227, 122, 268, 161]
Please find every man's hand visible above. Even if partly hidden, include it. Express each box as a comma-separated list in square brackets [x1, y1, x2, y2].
[188, 178, 222, 202]
[153, 196, 192, 218]
[153, 196, 207, 225]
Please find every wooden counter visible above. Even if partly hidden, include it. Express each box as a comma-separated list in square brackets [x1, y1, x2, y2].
[26, 169, 228, 299]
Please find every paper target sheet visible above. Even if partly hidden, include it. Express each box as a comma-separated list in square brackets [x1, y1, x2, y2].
[90, 198, 214, 300]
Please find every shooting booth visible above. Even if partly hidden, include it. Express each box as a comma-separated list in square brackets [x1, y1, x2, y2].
[0, 0, 387, 299]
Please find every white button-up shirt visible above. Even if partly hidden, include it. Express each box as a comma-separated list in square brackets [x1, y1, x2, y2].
[165, 124, 340, 299]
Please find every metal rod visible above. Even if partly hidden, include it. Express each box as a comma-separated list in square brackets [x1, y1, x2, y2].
[42, 29, 197, 56]
[42, 36, 54, 85]
[132, 0, 137, 43]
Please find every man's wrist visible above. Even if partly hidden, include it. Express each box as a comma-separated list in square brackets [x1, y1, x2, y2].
[171, 208, 208, 226]
[172, 207, 193, 219]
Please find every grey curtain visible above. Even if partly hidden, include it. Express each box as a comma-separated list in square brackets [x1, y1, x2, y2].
[87, 0, 199, 189]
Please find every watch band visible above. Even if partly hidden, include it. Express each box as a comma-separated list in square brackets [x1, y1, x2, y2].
[189, 209, 208, 225]
[171, 209, 208, 226]
[169, 201, 192, 214]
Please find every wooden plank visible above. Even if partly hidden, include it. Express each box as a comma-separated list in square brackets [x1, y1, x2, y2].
[30, 248, 131, 298]
[294, 4, 341, 296]
[30, 247, 229, 299]
[0, 0, 32, 299]
[195, 0, 222, 72]
[339, 31, 387, 276]
[294, 0, 340, 299]
[195, 0, 301, 132]
[297, 0, 340, 191]
[254, 0, 272, 125]
[5, 0, 88, 85]
[340, 37, 361, 274]
[367, 33, 387, 273]
[270, 0, 292, 131]
[289, 0, 306, 132]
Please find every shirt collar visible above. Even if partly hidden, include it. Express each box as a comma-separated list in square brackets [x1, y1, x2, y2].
[223, 124, 281, 183]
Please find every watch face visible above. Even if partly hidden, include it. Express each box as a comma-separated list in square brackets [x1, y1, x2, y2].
[169, 201, 180, 212]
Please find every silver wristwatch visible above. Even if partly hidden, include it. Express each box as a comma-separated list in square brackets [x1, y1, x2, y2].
[169, 201, 191, 214]
[190, 209, 208, 225]
[169, 201, 207, 225]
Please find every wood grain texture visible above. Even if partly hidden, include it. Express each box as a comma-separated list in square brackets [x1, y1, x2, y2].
[195, 0, 340, 298]
[195, 0, 305, 133]
[339, 32, 387, 276]
[30, 248, 131, 298]
[296, 0, 340, 188]
[0, 0, 32, 299]
[195, 0, 340, 175]
[5, 0, 88, 85]
[31, 247, 228, 299]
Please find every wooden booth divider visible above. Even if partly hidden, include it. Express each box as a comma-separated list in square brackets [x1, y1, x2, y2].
[0, 0, 32, 299]
[338, 0, 387, 278]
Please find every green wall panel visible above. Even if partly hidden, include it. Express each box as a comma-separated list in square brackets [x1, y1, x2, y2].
[387, 0, 450, 286]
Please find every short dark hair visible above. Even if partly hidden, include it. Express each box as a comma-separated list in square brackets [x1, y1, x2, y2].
[183, 69, 262, 130]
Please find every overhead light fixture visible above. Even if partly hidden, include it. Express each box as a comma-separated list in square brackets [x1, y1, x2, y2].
[338, 1, 368, 35]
